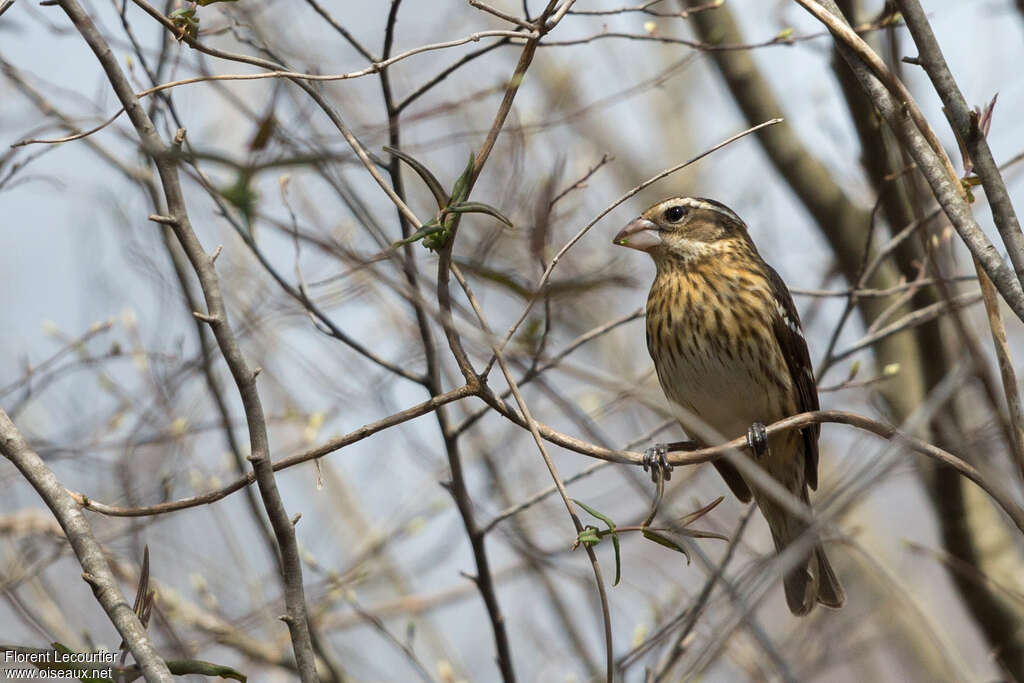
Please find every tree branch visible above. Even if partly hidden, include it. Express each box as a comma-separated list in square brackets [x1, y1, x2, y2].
[895, 0, 1024, 291]
[0, 409, 173, 682]
[53, 1, 317, 678]
[795, 0, 1024, 322]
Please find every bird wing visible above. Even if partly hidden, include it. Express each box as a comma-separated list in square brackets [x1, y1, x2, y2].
[712, 458, 753, 502]
[764, 265, 821, 490]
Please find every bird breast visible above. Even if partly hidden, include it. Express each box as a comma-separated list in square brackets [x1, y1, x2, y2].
[645, 267, 794, 442]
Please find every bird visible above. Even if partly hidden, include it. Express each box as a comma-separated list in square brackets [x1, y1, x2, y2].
[613, 196, 844, 615]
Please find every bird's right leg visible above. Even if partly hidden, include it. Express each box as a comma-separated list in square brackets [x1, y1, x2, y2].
[746, 422, 768, 459]
[642, 440, 697, 482]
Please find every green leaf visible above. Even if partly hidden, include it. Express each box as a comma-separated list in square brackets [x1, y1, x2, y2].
[676, 496, 723, 528]
[677, 528, 730, 541]
[384, 146, 450, 209]
[422, 226, 452, 250]
[574, 499, 623, 584]
[642, 529, 691, 564]
[577, 526, 601, 545]
[392, 219, 442, 247]
[449, 151, 475, 205]
[423, 235, 447, 250]
[168, 7, 200, 39]
[610, 529, 622, 586]
[166, 659, 247, 681]
[220, 174, 259, 223]
[249, 112, 276, 152]
[572, 499, 616, 530]
[446, 201, 513, 227]
[848, 359, 861, 380]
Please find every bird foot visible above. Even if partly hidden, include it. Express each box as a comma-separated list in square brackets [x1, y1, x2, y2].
[642, 443, 673, 482]
[746, 422, 768, 459]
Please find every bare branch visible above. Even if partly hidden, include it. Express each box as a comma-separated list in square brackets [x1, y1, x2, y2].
[795, 0, 1024, 322]
[53, 0, 317, 677]
[0, 409, 173, 682]
[895, 0, 1024, 290]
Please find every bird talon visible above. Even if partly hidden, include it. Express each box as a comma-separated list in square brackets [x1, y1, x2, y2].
[746, 422, 768, 459]
[642, 443, 673, 482]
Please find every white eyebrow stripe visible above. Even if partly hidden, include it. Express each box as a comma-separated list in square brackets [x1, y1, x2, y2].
[678, 197, 743, 225]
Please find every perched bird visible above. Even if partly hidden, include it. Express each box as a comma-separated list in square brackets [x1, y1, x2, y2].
[613, 196, 844, 615]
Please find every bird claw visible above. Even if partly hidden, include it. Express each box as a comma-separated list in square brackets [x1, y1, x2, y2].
[746, 422, 768, 459]
[642, 443, 673, 482]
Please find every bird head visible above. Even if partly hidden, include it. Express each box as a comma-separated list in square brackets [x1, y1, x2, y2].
[613, 197, 752, 266]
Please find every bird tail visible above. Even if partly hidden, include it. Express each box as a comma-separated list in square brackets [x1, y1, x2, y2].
[814, 546, 845, 609]
[760, 498, 845, 615]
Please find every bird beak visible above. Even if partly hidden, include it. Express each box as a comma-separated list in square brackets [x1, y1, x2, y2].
[613, 217, 661, 251]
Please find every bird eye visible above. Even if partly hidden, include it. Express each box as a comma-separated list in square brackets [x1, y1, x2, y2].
[664, 205, 687, 223]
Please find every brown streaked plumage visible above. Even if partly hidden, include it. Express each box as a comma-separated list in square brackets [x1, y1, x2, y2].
[614, 196, 844, 615]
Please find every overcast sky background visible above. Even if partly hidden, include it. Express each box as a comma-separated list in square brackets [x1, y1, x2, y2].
[3, 1, 1024, 680]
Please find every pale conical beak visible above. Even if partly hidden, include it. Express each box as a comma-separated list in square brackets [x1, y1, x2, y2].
[613, 217, 661, 251]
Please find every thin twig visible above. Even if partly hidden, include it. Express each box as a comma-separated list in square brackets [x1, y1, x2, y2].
[0, 409, 174, 682]
[11, 28, 534, 148]
[649, 507, 757, 680]
[450, 263, 615, 683]
[489, 119, 782, 370]
[795, 0, 1024, 322]
[972, 262, 1024, 481]
[72, 385, 475, 517]
[54, 0, 317, 677]
[895, 0, 1024, 291]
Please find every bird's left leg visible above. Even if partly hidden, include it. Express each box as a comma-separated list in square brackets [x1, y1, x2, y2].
[642, 440, 696, 482]
[746, 422, 768, 459]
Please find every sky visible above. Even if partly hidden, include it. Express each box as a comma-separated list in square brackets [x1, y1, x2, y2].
[2, 1, 1024, 680]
